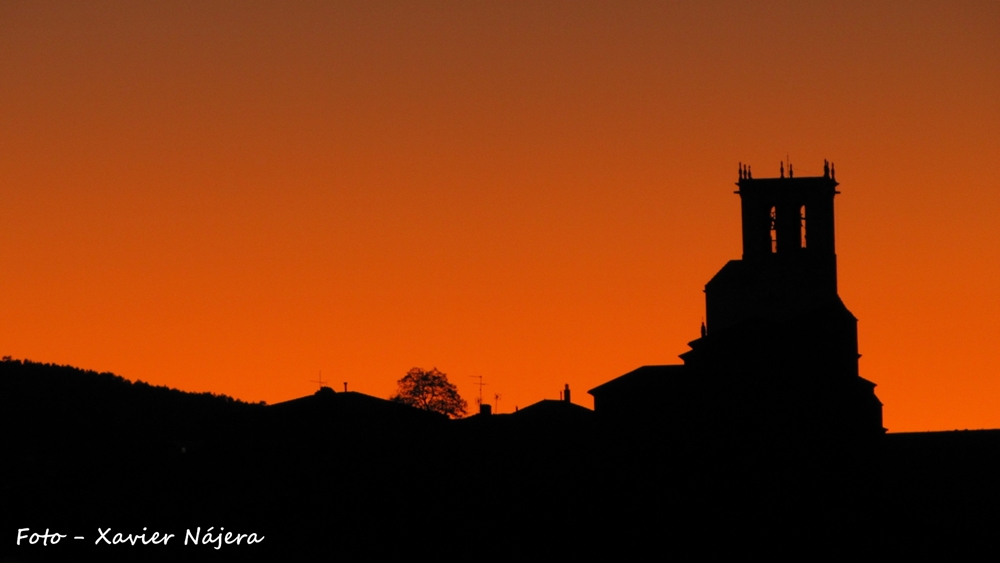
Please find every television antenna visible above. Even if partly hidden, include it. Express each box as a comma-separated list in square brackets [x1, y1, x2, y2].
[469, 375, 487, 406]
[311, 370, 328, 390]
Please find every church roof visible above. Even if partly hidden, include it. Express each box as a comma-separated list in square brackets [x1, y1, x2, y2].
[588, 365, 687, 397]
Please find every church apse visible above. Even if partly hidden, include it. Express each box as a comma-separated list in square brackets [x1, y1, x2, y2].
[590, 160, 884, 439]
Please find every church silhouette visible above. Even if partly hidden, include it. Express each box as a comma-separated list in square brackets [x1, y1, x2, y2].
[590, 161, 884, 440]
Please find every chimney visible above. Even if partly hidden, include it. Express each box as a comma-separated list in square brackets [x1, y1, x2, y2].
[563, 384, 571, 404]
[479, 403, 492, 416]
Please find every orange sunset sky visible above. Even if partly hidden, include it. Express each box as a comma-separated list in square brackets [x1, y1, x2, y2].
[1, 1, 998, 431]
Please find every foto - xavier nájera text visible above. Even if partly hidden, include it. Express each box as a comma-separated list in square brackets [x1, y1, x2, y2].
[16, 527, 264, 549]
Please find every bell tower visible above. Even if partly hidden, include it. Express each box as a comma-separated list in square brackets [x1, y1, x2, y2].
[738, 159, 838, 263]
[706, 161, 841, 333]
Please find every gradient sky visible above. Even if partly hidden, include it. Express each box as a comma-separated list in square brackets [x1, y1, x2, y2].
[2, 1, 998, 431]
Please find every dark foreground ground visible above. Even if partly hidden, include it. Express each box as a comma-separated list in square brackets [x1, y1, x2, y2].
[3, 360, 999, 561]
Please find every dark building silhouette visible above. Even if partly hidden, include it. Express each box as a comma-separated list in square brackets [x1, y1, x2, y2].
[590, 161, 884, 439]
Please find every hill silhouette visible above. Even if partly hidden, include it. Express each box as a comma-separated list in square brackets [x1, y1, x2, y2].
[1, 357, 263, 440]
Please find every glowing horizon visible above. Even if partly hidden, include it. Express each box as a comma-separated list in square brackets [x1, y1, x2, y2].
[2, 1, 998, 431]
